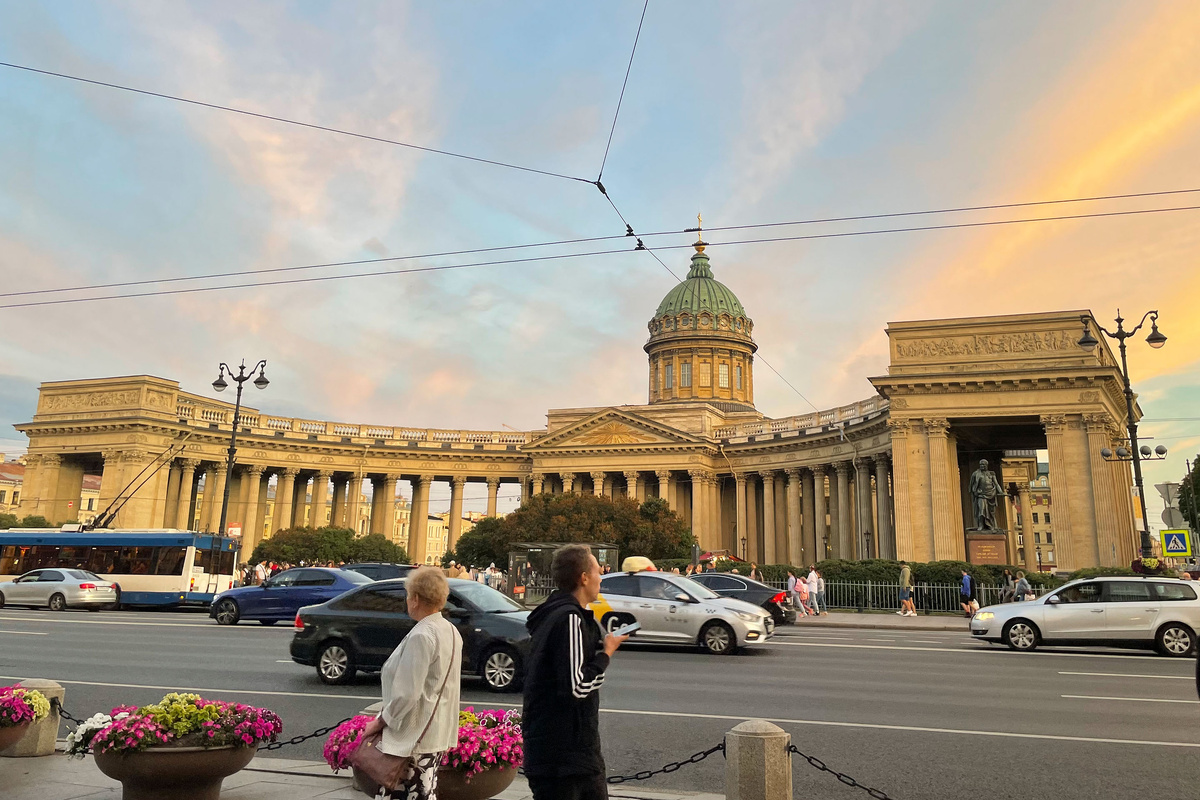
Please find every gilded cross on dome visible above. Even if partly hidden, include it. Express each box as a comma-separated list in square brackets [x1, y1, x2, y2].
[694, 212, 706, 253]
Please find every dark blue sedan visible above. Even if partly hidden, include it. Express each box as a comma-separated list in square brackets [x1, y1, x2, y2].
[209, 568, 371, 625]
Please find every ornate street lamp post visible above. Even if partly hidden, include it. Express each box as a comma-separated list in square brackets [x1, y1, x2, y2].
[1077, 311, 1167, 559]
[212, 360, 269, 539]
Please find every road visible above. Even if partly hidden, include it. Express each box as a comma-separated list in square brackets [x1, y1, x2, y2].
[2, 607, 1198, 798]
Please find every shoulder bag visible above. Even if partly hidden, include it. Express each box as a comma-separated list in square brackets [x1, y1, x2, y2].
[352, 629, 458, 791]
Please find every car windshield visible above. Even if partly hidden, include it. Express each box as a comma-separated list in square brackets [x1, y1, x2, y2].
[452, 581, 524, 613]
[676, 575, 719, 600]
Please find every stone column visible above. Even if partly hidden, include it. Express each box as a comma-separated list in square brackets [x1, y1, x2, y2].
[784, 469, 802, 567]
[801, 469, 817, 564]
[735, 474, 748, 560]
[1085, 414, 1122, 566]
[175, 459, 200, 530]
[196, 464, 216, 532]
[241, 466, 265, 555]
[368, 477, 385, 535]
[812, 465, 828, 560]
[887, 419, 916, 560]
[560, 472, 576, 494]
[163, 463, 182, 529]
[311, 471, 331, 529]
[1041, 415, 1077, 570]
[760, 471, 777, 564]
[531, 473, 545, 495]
[854, 457, 875, 558]
[832, 462, 851, 559]
[925, 418, 962, 561]
[745, 474, 760, 562]
[330, 477, 348, 528]
[656, 470, 678, 512]
[623, 471, 641, 503]
[590, 471, 606, 497]
[1109, 432, 1137, 565]
[409, 475, 432, 564]
[688, 470, 708, 549]
[274, 468, 298, 531]
[346, 474, 364, 534]
[1016, 480, 1037, 573]
[381, 475, 399, 541]
[208, 464, 229, 534]
[448, 476, 466, 550]
[874, 454, 894, 559]
[486, 477, 500, 517]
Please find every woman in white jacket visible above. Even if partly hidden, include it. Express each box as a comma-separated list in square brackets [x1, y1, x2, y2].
[361, 567, 462, 800]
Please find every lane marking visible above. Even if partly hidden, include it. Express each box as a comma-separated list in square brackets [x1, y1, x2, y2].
[1062, 694, 1200, 705]
[0, 615, 289, 631]
[863, 638, 897, 642]
[906, 639, 942, 644]
[596, 708, 1200, 748]
[1059, 671, 1191, 681]
[0, 630, 48, 635]
[765, 641, 1169, 661]
[0, 675, 381, 702]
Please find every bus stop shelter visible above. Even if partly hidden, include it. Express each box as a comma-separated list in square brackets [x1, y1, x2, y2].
[507, 542, 619, 604]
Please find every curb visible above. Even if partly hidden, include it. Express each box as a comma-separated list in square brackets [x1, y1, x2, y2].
[793, 621, 967, 631]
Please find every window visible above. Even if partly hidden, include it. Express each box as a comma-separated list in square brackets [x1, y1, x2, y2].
[335, 586, 408, 613]
[736, 365, 743, 390]
[1105, 582, 1153, 602]
[638, 575, 687, 600]
[268, 571, 300, 587]
[294, 569, 337, 586]
[191, 548, 233, 576]
[1153, 582, 1198, 601]
[665, 364, 674, 390]
[699, 574, 742, 591]
[1045, 550, 1054, 562]
[1032, 513, 1039, 524]
[39, 570, 65, 582]
[599, 574, 639, 596]
[1034, 533, 1041, 544]
[87, 498, 95, 511]
[0, 490, 6, 504]
[681, 361, 692, 388]
[1046, 532, 1053, 544]
[1055, 582, 1102, 603]
[718, 363, 730, 389]
[699, 362, 711, 388]
[1044, 513, 1051, 524]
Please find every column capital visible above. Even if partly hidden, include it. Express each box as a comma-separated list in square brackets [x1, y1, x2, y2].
[1083, 412, 1116, 434]
[121, 449, 149, 464]
[623, 470, 640, 482]
[886, 418, 912, 435]
[758, 469, 776, 483]
[834, 460, 853, 476]
[530, 472, 544, 482]
[180, 458, 202, 470]
[1040, 414, 1069, 433]
[810, 463, 827, 477]
[282, 466, 301, 478]
[452, 475, 467, 488]
[655, 470, 672, 482]
[213, 462, 229, 475]
[23, 454, 44, 467]
[590, 471, 606, 483]
[785, 467, 802, 480]
[924, 418, 950, 437]
[1013, 479, 1031, 494]
[688, 468, 713, 481]
[247, 464, 265, 478]
[853, 456, 872, 469]
[416, 473, 434, 485]
[559, 472, 575, 482]
[486, 476, 501, 488]
[873, 452, 891, 467]
[40, 453, 62, 468]
[316, 469, 334, 479]
[735, 472, 747, 485]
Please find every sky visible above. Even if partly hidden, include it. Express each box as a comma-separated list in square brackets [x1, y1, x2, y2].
[0, 1, 1198, 519]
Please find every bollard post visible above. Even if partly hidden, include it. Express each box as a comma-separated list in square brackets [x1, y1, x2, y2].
[0, 679, 63, 758]
[725, 719, 791, 800]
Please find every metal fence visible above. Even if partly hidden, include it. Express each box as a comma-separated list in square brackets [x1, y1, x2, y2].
[782, 580, 1049, 614]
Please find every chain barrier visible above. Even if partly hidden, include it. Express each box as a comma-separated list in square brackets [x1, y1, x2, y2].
[259, 716, 355, 752]
[51, 697, 83, 728]
[606, 741, 725, 785]
[788, 743, 894, 800]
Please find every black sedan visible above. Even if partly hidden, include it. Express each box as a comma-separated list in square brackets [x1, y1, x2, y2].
[341, 562, 416, 581]
[290, 577, 531, 692]
[688, 573, 797, 626]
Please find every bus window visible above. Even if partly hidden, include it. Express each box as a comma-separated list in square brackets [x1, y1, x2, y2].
[0, 545, 21, 575]
[117, 546, 159, 575]
[194, 548, 235, 576]
[155, 547, 188, 575]
[85, 546, 120, 575]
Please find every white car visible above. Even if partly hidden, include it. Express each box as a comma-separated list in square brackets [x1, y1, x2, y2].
[970, 576, 1200, 657]
[592, 571, 774, 655]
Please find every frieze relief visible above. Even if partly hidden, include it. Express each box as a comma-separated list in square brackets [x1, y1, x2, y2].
[41, 390, 141, 413]
[895, 330, 1078, 361]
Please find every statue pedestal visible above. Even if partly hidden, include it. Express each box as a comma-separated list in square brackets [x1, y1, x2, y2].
[966, 532, 1010, 565]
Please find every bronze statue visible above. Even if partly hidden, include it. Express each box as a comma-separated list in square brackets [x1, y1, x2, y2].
[968, 459, 1004, 531]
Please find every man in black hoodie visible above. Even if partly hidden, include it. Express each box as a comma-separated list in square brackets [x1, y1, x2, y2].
[523, 544, 628, 799]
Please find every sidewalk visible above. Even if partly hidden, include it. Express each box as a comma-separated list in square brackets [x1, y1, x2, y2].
[793, 610, 968, 632]
[2, 749, 724, 800]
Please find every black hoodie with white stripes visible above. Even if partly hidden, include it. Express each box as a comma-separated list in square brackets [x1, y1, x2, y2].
[522, 589, 610, 777]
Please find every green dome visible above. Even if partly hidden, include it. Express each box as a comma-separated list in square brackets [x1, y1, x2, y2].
[653, 251, 747, 319]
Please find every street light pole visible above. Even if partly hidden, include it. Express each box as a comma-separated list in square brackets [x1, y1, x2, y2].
[212, 360, 269, 541]
[1078, 310, 1167, 560]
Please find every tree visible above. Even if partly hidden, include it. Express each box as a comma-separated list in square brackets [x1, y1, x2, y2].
[444, 517, 506, 568]
[17, 515, 52, 528]
[247, 526, 407, 566]
[1179, 461, 1200, 532]
[0, 513, 17, 529]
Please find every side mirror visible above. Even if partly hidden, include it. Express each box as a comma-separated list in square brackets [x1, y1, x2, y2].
[674, 593, 695, 604]
[1046, 595, 1060, 605]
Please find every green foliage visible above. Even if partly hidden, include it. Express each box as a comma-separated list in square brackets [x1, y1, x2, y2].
[441, 494, 695, 568]
[0, 513, 17, 529]
[16, 515, 53, 528]
[800, 558, 1062, 589]
[248, 527, 408, 566]
[144, 693, 220, 737]
[1067, 566, 1141, 581]
[1179, 463, 1200, 529]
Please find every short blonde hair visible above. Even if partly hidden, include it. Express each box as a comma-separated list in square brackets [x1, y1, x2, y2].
[406, 566, 450, 610]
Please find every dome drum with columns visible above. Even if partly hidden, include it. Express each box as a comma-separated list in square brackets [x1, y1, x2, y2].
[12, 226, 1143, 573]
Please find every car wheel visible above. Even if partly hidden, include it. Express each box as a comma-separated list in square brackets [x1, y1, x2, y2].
[316, 641, 356, 685]
[700, 621, 737, 655]
[1003, 620, 1039, 652]
[1156, 623, 1194, 657]
[48, 593, 67, 612]
[0, 591, 5, 609]
[214, 599, 240, 625]
[259, 619, 279, 626]
[481, 647, 522, 692]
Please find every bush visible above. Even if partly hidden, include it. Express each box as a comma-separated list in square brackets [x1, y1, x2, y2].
[1067, 566, 1141, 581]
[249, 527, 408, 566]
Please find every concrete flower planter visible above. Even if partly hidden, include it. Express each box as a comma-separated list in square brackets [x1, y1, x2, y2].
[93, 744, 257, 800]
[0, 722, 30, 752]
[353, 765, 517, 799]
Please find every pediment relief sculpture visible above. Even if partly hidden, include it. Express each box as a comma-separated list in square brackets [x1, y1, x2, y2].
[570, 422, 659, 446]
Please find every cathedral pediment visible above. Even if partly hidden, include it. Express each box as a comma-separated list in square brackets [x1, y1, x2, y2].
[524, 409, 705, 452]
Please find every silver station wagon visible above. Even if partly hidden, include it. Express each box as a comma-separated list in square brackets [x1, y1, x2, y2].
[592, 571, 774, 655]
[970, 576, 1200, 657]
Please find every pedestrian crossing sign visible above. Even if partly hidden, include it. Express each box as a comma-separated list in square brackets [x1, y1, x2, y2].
[1160, 529, 1192, 557]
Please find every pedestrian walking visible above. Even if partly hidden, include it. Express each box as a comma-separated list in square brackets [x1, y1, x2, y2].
[749, 563, 760, 581]
[806, 566, 821, 615]
[356, 567, 462, 800]
[960, 570, 977, 617]
[786, 571, 800, 611]
[796, 575, 813, 616]
[815, 569, 827, 615]
[897, 561, 916, 617]
[1014, 570, 1034, 602]
[523, 544, 628, 800]
[1000, 569, 1015, 603]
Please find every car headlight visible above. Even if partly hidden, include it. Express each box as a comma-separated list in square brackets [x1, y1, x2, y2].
[735, 611, 759, 622]
[973, 611, 994, 622]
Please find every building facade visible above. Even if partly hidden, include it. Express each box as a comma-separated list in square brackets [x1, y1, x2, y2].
[13, 241, 1139, 571]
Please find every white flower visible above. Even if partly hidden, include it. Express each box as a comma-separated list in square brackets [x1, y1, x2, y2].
[65, 713, 114, 759]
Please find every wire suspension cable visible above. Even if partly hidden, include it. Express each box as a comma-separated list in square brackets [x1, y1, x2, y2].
[0, 61, 593, 185]
[597, 0, 649, 181]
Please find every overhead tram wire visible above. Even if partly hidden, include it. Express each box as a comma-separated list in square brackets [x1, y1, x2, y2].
[0, 61, 594, 186]
[597, 0, 649, 182]
[4, 202, 1200, 310]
